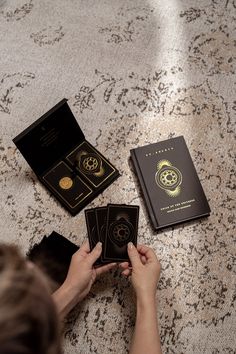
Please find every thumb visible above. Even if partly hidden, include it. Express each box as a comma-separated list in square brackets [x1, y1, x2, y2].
[127, 242, 141, 268]
[87, 242, 102, 266]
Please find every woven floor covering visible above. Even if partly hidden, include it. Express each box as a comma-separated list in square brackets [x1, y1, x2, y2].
[0, 1, 235, 353]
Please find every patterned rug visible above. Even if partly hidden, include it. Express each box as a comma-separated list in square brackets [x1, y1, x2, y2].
[0, 0, 235, 353]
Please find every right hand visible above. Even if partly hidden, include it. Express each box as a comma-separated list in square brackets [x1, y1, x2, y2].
[120, 243, 161, 301]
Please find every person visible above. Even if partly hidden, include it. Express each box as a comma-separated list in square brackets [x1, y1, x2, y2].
[0, 240, 162, 354]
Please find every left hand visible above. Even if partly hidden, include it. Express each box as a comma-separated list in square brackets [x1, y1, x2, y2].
[62, 241, 116, 302]
[52, 241, 116, 317]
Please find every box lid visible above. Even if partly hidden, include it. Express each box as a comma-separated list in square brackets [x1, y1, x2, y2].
[13, 99, 85, 175]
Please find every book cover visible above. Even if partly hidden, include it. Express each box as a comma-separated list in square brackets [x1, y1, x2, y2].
[130, 136, 211, 230]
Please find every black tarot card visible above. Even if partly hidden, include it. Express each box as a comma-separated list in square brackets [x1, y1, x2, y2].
[95, 206, 108, 243]
[43, 161, 92, 209]
[85, 208, 98, 250]
[103, 204, 139, 262]
[27, 231, 79, 289]
[66, 141, 117, 188]
[85, 208, 107, 265]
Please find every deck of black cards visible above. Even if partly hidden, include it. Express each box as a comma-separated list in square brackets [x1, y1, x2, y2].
[85, 204, 139, 264]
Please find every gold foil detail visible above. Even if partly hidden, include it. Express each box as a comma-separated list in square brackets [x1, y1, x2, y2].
[157, 159, 171, 170]
[82, 155, 99, 172]
[94, 166, 105, 177]
[77, 150, 105, 177]
[66, 141, 116, 188]
[166, 186, 181, 197]
[155, 160, 182, 197]
[59, 176, 73, 190]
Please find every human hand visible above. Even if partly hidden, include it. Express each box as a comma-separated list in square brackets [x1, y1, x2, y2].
[120, 243, 161, 302]
[63, 241, 116, 302]
[53, 241, 116, 316]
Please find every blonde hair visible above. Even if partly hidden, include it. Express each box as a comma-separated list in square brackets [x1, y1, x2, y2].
[0, 243, 62, 354]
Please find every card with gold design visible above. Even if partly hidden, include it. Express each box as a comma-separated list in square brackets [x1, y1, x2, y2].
[102, 204, 139, 262]
[130, 136, 211, 230]
[66, 141, 117, 188]
[95, 205, 128, 244]
[43, 161, 92, 209]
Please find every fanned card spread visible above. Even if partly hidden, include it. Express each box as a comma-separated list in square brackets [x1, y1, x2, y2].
[85, 204, 139, 263]
[130, 136, 210, 230]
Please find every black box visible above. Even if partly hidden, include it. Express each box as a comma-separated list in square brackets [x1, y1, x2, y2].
[130, 136, 211, 230]
[13, 99, 120, 215]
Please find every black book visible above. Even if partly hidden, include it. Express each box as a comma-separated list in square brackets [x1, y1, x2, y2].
[130, 136, 211, 230]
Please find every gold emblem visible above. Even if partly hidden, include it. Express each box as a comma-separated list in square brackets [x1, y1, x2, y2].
[82, 156, 99, 172]
[109, 219, 134, 247]
[59, 176, 73, 190]
[77, 151, 105, 177]
[155, 160, 182, 197]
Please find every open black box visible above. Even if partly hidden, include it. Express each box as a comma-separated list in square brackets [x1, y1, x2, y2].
[13, 99, 120, 215]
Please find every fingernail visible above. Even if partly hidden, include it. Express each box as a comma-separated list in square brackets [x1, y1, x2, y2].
[97, 242, 102, 248]
[128, 242, 133, 249]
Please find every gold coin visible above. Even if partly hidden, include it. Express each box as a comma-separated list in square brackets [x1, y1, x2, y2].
[59, 177, 73, 190]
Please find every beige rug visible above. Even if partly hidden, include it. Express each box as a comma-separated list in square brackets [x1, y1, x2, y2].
[0, 0, 235, 353]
